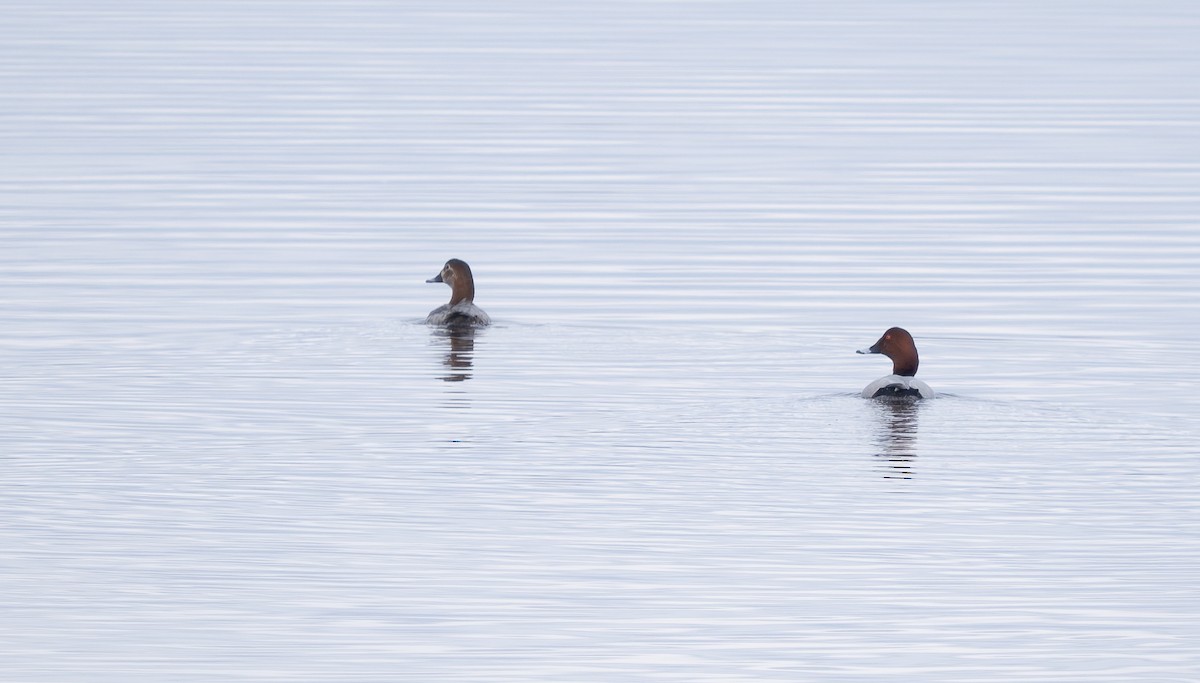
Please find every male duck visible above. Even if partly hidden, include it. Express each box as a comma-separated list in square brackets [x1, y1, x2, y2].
[425, 258, 491, 326]
[856, 327, 934, 399]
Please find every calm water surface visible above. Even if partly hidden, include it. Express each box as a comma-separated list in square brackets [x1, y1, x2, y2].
[2, 2, 1198, 681]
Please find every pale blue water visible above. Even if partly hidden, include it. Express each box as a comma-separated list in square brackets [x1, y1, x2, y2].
[2, 2, 1198, 681]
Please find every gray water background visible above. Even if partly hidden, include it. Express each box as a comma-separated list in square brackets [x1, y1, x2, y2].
[2, 2, 1198, 681]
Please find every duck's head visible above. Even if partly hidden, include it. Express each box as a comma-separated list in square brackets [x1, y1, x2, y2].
[857, 326, 920, 377]
[426, 258, 476, 305]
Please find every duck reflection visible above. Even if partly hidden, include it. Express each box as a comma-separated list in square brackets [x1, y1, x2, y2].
[430, 325, 479, 382]
[870, 398, 921, 479]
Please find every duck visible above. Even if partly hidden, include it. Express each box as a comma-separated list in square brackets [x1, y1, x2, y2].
[425, 258, 491, 327]
[856, 327, 935, 399]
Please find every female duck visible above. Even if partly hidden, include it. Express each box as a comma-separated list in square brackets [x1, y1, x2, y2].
[856, 327, 934, 399]
[426, 258, 491, 327]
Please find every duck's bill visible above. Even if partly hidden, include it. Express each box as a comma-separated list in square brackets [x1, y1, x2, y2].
[426, 273, 444, 283]
[856, 346, 877, 355]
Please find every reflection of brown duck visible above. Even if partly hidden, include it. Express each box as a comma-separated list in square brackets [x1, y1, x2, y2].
[856, 327, 934, 399]
[873, 399, 920, 479]
[426, 259, 491, 327]
[432, 326, 477, 383]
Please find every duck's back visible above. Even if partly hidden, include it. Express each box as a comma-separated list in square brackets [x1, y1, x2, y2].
[426, 302, 490, 327]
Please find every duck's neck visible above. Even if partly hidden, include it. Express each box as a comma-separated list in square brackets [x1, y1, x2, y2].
[449, 279, 474, 306]
[892, 354, 918, 377]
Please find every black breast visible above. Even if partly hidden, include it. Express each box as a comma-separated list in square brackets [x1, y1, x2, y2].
[871, 384, 923, 399]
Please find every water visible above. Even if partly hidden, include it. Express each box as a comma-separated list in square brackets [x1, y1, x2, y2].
[3, 2, 1199, 681]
